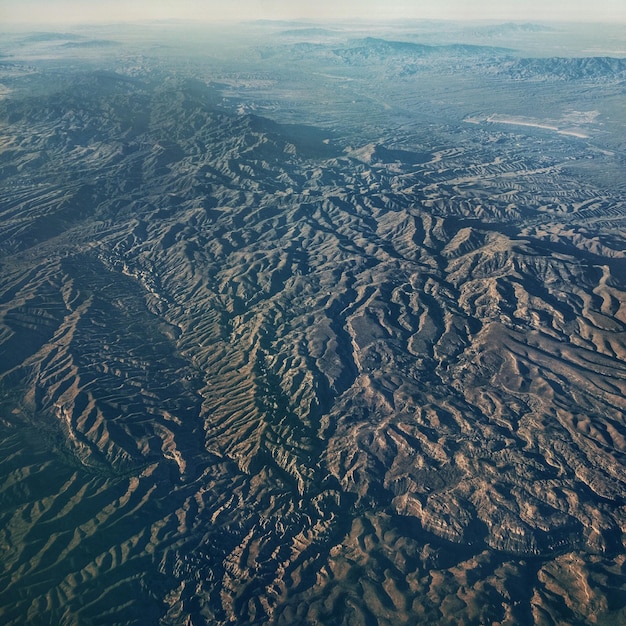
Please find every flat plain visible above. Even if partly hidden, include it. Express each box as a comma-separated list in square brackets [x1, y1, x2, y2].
[0, 19, 625, 625]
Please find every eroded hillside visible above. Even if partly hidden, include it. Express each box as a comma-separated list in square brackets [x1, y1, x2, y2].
[1, 30, 625, 625]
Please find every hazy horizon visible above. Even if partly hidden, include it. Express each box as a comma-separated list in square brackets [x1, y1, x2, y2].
[1, 0, 625, 26]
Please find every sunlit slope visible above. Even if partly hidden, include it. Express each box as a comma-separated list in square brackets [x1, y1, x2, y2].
[0, 72, 625, 625]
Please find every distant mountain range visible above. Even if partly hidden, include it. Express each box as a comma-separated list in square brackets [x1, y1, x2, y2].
[503, 56, 626, 80]
[265, 35, 626, 82]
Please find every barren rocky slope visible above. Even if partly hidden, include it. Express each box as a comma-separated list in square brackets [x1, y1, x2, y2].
[1, 49, 625, 625]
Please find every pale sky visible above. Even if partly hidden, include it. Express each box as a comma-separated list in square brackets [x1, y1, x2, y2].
[1, 0, 625, 25]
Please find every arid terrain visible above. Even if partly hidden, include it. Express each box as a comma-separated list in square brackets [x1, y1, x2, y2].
[1, 20, 625, 625]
